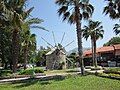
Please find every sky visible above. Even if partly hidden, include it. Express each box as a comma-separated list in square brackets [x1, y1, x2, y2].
[27, 0, 118, 51]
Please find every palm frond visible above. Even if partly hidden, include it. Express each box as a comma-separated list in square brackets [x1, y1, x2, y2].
[103, 0, 120, 19]
[23, 7, 34, 19]
[63, 12, 70, 21]
[103, 6, 109, 15]
[30, 26, 49, 31]
[30, 34, 36, 38]
[58, 6, 68, 16]
[82, 11, 90, 20]
[55, 0, 67, 5]
[88, 4, 94, 13]
[55, 0, 94, 24]
[82, 20, 104, 41]
[26, 18, 44, 25]
[113, 24, 120, 35]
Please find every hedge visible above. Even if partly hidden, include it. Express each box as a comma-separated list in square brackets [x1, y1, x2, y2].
[19, 68, 44, 75]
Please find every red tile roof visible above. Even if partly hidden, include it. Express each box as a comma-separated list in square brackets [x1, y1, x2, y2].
[114, 44, 120, 49]
[83, 44, 120, 57]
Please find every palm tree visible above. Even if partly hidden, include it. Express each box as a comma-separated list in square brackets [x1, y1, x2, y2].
[103, 0, 120, 35]
[55, 0, 94, 75]
[21, 18, 47, 69]
[82, 20, 104, 67]
[10, 1, 29, 73]
[1, 0, 34, 73]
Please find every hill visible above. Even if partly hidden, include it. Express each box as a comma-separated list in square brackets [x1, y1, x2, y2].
[67, 47, 90, 55]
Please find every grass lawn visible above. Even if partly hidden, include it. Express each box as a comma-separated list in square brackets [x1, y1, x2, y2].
[0, 75, 120, 90]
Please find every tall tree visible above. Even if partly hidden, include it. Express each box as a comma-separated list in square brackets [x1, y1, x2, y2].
[1, 0, 34, 72]
[103, 0, 120, 19]
[21, 18, 47, 69]
[103, 0, 120, 35]
[103, 37, 120, 46]
[82, 20, 104, 67]
[55, 0, 94, 75]
[0, 27, 12, 69]
[10, 0, 28, 73]
[0, 0, 13, 69]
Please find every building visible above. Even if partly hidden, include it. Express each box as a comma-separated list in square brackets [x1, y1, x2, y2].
[83, 44, 120, 67]
[46, 47, 66, 70]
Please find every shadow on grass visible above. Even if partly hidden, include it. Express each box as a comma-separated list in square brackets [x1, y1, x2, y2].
[65, 70, 79, 73]
[13, 75, 65, 89]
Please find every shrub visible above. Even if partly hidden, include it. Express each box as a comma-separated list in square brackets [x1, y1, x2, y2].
[34, 68, 44, 73]
[97, 73, 120, 80]
[104, 68, 120, 74]
[108, 73, 120, 77]
[19, 68, 44, 75]
[0, 70, 12, 76]
[108, 68, 120, 72]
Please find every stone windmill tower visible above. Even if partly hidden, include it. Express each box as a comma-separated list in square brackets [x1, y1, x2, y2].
[41, 32, 74, 70]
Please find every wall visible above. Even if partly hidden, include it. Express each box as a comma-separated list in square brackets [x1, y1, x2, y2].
[115, 49, 120, 56]
[46, 50, 66, 70]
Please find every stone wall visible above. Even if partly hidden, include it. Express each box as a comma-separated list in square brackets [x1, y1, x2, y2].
[46, 50, 66, 70]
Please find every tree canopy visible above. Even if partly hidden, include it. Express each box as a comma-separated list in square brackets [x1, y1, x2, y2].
[103, 37, 120, 46]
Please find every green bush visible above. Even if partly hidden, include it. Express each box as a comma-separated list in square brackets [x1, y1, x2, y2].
[34, 68, 44, 73]
[104, 68, 120, 74]
[108, 73, 120, 77]
[98, 73, 120, 79]
[0, 70, 12, 76]
[19, 68, 44, 75]
[108, 68, 120, 72]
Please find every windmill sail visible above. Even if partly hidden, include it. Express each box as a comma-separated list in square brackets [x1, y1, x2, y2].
[64, 40, 74, 48]
[41, 37, 54, 48]
[52, 31, 57, 46]
[60, 32, 65, 44]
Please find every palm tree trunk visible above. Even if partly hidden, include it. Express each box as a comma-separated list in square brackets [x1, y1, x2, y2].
[23, 44, 28, 70]
[93, 37, 97, 67]
[12, 28, 20, 73]
[75, 5, 85, 75]
[91, 39, 94, 66]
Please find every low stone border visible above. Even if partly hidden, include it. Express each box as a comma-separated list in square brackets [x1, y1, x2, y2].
[0, 73, 45, 80]
[0, 72, 81, 83]
[103, 70, 120, 75]
[85, 70, 120, 80]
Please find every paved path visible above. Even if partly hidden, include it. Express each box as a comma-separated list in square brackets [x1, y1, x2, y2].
[0, 69, 104, 83]
[0, 72, 80, 83]
[86, 70, 104, 73]
[0, 77, 30, 83]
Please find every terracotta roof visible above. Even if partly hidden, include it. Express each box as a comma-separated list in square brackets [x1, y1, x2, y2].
[114, 44, 120, 49]
[83, 44, 120, 57]
[83, 50, 92, 55]
[96, 46, 114, 53]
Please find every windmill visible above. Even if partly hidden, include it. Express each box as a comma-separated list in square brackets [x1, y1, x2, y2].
[41, 32, 74, 70]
